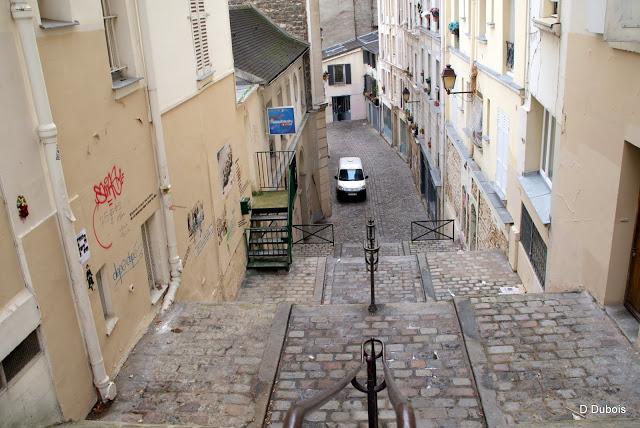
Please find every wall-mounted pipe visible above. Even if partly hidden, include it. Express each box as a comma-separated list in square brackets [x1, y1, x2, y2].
[10, 0, 116, 402]
[134, 0, 182, 311]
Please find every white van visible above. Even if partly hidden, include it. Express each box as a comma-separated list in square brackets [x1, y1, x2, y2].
[335, 157, 368, 201]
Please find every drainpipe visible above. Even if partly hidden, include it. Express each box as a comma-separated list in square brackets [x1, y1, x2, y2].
[134, 0, 182, 311]
[10, 1, 116, 401]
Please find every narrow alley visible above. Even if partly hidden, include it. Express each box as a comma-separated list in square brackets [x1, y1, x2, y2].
[86, 120, 640, 428]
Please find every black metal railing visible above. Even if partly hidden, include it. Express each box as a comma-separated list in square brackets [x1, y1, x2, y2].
[364, 219, 380, 314]
[505, 41, 515, 71]
[520, 205, 547, 287]
[246, 227, 289, 258]
[283, 338, 416, 428]
[255, 150, 295, 190]
[292, 224, 334, 245]
[411, 220, 455, 241]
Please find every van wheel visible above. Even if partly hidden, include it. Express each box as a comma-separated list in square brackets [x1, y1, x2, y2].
[362, 190, 367, 201]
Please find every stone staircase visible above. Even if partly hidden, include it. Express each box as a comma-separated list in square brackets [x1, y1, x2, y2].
[82, 239, 640, 427]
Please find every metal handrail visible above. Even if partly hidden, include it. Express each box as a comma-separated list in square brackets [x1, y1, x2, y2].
[282, 338, 417, 428]
[383, 359, 417, 428]
[410, 219, 455, 241]
[283, 363, 365, 428]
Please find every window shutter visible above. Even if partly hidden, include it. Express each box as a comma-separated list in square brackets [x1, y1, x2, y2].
[190, 0, 212, 78]
[345, 64, 352, 84]
[363, 50, 368, 65]
[328, 65, 335, 85]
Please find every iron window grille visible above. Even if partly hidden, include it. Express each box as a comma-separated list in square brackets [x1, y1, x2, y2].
[520, 204, 547, 287]
[101, 0, 126, 80]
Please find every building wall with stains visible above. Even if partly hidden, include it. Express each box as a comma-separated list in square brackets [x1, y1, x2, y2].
[33, 1, 165, 419]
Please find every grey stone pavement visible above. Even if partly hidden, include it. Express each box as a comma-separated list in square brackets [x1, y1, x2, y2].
[236, 257, 325, 305]
[266, 303, 484, 427]
[456, 292, 640, 426]
[90, 302, 289, 427]
[426, 250, 524, 302]
[323, 256, 425, 305]
[324, 120, 428, 244]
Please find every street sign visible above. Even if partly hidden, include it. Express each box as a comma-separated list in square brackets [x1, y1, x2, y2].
[267, 106, 296, 135]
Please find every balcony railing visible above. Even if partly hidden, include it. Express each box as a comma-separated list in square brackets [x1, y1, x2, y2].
[505, 41, 515, 71]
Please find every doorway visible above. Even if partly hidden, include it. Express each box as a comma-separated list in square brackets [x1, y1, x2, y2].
[332, 96, 351, 121]
[625, 195, 640, 319]
[469, 204, 478, 251]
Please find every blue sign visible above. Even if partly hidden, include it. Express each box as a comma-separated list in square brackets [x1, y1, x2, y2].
[267, 107, 296, 135]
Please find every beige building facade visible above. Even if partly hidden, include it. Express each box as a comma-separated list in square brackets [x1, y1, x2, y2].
[0, 0, 331, 425]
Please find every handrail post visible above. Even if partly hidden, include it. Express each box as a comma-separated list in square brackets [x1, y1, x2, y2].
[365, 338, 379, 428]
[364, 218, 380, 313]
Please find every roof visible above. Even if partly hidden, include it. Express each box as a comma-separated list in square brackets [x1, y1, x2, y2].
[322, 31, 379, 60]
[229, 5, 309, 84]
[339, 157, 363, 168]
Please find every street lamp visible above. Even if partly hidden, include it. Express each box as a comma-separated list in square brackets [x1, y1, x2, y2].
[402, 87, 420, 104]
[441, 64, 475, 95]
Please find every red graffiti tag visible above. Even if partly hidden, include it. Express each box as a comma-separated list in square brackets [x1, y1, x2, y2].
[94, 165, 125, 207]
[92, 165, 125, 249]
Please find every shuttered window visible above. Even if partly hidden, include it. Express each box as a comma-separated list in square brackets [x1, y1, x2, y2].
[189, 0, 212, 79]
[326, 64, 351, 86]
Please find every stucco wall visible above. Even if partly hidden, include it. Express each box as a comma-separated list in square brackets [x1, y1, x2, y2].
[548, 32, 640, 304]
[323, 49, 367, 122]
[162, 73, 251, 302]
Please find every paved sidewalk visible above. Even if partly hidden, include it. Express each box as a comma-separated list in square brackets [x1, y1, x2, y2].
[90, 303, 290, 427]
[266, 303, 485, 427]
[409, 239, 462, 254]
[324, 256, 425, 305]
[427, 250, 523, 301]
[456, 292, 640, 426]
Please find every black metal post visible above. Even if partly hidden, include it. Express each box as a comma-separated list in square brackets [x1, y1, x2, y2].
[365, 338, 379, 428]
[364, 219, 379, 314]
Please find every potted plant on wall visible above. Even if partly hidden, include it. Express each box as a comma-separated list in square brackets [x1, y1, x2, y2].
[430, 7, 439, 21]
[448, 21, 459, 36]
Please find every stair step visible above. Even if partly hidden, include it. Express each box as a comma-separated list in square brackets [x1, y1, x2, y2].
[248, 227, 288, 233]
[249, 238, 289, 244]
[248, 249, 289, 257]
[251, 214, 289, 222]
[247, 260, 290, 269]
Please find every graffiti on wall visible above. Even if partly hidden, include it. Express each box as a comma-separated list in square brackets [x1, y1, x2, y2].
[92, 165, 126, 249]
[217, 145, 234, 195]
[130, 193, 157, 221]
[187, 201, 205, 238]
[112, 240, 144, 284]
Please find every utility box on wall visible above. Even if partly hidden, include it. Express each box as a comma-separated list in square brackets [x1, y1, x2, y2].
[240, 197, 251, 215]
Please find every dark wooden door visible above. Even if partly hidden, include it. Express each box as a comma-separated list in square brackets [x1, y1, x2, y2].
[626, 196, 640, 319]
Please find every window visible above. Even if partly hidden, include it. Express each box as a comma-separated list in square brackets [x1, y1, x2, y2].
[540, 109, 556, 184]
[100, 0, 141, 89]
[37, 0, 77, 29]
[1, 330, 41, 387]
[189, 0, 212, 80]
[478, 0, 487, 37]
[96, 267, 118, 335]
[505, 0, 515, 72]
[327, 64, 351, 85]
[141, 218, 162, 303]
[521, 205, 547, 287]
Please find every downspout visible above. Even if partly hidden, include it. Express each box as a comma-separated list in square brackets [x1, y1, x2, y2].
[10, 1, 116, 401]
[134, 0, 182, 312]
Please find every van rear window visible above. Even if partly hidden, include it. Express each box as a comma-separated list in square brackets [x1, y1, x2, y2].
[339, 169, 364, 181]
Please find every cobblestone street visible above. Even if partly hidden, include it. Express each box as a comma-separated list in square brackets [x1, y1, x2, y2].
[324, 120, 427, 243]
